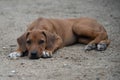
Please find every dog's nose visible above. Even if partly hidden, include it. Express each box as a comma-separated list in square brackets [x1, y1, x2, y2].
[31, 50, 37, 56]
[30, 50, 39, 59]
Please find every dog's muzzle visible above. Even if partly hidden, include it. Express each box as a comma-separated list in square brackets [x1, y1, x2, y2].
[30, 50, 39, 59]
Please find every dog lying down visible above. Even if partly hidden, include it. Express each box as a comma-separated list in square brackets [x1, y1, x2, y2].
[9, 17, 110, 59]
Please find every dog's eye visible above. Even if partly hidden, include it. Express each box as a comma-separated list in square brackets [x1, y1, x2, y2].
[26, 40, 32, 45]
[38, 40, 44, 44]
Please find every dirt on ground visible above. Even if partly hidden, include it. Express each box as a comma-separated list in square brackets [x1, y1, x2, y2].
[0, 0, 120, 80]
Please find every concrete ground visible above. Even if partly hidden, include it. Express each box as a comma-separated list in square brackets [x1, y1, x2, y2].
[0, 0, 120, 80]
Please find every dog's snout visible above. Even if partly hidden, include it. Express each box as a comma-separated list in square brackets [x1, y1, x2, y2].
[30, 50, 39, 59]
[31, 50, 37, 56]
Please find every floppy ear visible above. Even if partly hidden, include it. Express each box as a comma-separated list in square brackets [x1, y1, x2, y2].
[17, 32, 30, 52]
[42, 31, 57, 49]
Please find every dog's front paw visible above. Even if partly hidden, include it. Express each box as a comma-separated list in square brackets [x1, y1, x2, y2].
[8, 52, 21, 59]
[41, 51, 52, 58]
[85, 44, 96, 51]
[97, 43, 107, 51]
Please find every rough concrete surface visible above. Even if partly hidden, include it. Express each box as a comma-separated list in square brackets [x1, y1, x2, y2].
[0, 0, 120, 80]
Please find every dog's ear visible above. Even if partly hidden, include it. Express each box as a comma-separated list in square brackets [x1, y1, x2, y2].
[42, 30, 56, 49]
[17, 31, 30, 52]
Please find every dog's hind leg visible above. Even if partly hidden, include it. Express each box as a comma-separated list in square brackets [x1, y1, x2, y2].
[85, 32, 107, 51]
[72, 21, 110, 51]
[78, 37, 92, 44]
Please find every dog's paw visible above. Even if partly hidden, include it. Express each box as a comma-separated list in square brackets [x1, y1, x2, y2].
[41, 51, 52, 58]
[97, 43, 107, 51]
[8, 52, 21, 59]
[85, 44, 96, 51]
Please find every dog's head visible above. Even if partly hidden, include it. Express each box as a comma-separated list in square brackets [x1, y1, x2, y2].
[17, 30, 56, 59]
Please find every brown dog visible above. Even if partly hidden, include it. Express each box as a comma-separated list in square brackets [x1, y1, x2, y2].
[9, 17, 110, 59]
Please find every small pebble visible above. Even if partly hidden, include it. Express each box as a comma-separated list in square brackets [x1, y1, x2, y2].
[9, 45, 17, 47]
[64, 57, 69, 59]
[63, 63, 67, 66]
[99, 58, 102, 60]
[21, 77, 25, 80]
[96, 77, 100, 80]
[83, 74, 86, 77]
[8, 74, 14, 77]
[20, 62, 25, 65]
[63, 63, 71, 68]
[11, 70, 16, 73]
[2, 47, 7, 49]
[8, 70, 16, 77]
[110, 14, 113, 17]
